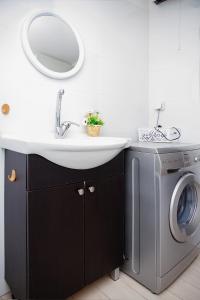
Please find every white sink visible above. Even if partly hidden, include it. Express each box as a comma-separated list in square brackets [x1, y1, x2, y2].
[0, 133, 131, 169]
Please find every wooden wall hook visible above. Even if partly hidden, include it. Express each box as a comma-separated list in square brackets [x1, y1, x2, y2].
[1, 104, 10, 115]
[8, 169, 17, 182]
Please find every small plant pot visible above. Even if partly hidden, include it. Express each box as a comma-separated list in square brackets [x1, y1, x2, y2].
[87, 125, 102, 137]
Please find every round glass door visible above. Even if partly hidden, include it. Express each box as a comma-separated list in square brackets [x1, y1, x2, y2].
[170, 173, 200, 242]
[177, 184, 197, 226]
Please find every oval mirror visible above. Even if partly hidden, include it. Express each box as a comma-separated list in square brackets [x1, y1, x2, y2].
[21, 11, 84, 79]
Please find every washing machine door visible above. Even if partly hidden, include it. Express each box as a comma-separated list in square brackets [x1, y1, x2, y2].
[170, 173, 200, 243]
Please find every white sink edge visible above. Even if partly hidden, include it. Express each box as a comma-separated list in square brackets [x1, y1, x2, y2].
[0, 134, 131, 153]
[0, 133, 132, 169]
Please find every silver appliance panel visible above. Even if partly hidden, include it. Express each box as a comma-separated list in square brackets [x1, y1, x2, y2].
[123, 146, 200, 294]
[158, 150, 200, 174]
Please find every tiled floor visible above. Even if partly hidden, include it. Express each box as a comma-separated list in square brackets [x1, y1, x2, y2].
[1, 255, 200, 300]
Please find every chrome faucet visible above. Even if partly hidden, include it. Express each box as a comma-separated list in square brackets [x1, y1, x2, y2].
[55, 89, 80, 138]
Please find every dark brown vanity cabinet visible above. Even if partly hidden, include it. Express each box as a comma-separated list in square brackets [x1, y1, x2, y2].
[4, 150, 124, 300]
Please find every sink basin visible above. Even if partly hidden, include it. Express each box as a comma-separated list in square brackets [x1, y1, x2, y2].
[0, 133, 131, 169]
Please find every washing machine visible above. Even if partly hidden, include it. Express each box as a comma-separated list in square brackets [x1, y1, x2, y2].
[122, 143, 200, 294]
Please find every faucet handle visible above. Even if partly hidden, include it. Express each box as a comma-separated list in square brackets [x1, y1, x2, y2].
[56, 121, 80, 138]
[63, 121, 80, 127]
[70, 121, 80, 127]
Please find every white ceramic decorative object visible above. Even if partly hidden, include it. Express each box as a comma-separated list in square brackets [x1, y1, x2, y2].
[138, 128, 181, 143]
[0, 133, 131, 169]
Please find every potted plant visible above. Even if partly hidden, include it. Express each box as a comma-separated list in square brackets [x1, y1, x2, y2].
[85, 112, 104, 137]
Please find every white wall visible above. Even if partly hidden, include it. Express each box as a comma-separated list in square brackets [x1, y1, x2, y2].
[149, 0, 200, 142]
[0, 0, 149, 295]
[0, 0, 148, 138]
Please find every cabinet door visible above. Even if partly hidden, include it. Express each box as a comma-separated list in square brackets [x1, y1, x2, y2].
[5, 151, 27, 300]
[85, 175, 124, 284]
[27, 183, 84, 299]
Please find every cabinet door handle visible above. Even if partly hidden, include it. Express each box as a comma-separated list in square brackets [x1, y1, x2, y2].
[8, 169, 17, 182]
[78, 189, 84, 196]
[88, 186, 95, 193]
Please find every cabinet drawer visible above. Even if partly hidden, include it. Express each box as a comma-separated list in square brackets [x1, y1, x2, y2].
[27, 151, 124, 191]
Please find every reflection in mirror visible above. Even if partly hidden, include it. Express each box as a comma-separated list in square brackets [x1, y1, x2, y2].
[29, 16, 79, 73]
[22, 12, 84, 79]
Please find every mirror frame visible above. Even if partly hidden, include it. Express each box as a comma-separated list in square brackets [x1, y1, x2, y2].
[21, 11, 85, 79]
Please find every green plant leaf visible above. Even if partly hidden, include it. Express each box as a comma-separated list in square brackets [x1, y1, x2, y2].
[86, 113, 104, 126]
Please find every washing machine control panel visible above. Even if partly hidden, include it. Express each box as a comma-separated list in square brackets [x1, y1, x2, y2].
[183, 150, 200, 167]
[159, 153, 184, 171]
[159, 150, 200, 173]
